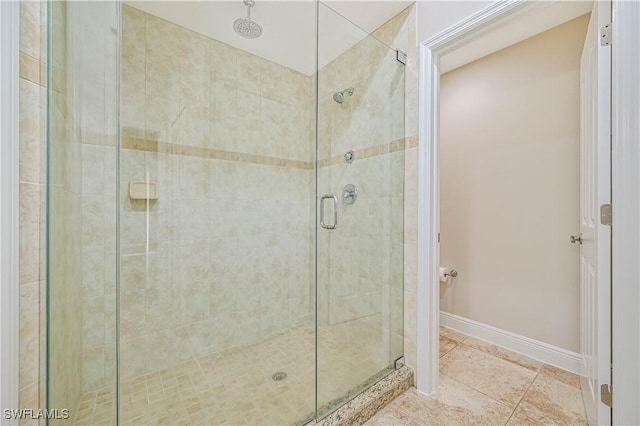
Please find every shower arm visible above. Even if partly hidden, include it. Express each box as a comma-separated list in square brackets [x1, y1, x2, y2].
[245, 0, 255, 18]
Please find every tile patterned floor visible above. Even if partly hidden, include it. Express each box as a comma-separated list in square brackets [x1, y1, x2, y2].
[366, 327, 588, 426]
[74, 321, 389, 425]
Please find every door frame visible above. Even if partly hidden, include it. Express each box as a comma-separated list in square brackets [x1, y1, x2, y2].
[417, 0, 640, 418]
[611, 1, 640, 423]
[0, 0, 20, 421]
[415, 0, 633, 395]
[416, 0, 534, 394]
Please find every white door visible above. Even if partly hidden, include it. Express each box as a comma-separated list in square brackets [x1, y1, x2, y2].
[579, 1, 612, 424]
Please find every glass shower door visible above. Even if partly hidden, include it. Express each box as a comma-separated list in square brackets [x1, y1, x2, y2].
[316, 3, 405, 418]
[47, 1, 119, 424]
[117, 2, 317, 425]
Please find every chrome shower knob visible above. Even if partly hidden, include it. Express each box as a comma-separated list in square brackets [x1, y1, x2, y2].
[343, 184, 357, 205]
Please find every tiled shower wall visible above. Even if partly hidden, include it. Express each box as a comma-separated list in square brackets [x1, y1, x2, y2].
[80, 5, 317, 387]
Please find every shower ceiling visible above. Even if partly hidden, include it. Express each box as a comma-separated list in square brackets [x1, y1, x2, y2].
[124, 0, 412, 75]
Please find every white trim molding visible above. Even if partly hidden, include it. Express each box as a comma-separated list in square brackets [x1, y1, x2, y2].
[416, 0, 535, 395]
[611, 0, 640, 423]
[0, 0, 21, 423]
[440, 312, 584, 375]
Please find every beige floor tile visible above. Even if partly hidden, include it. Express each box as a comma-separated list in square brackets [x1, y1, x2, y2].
[506, 410, 543, 425]
[440, 344, 537, 408]
[515, 374, 587, 425]
[440, 335, 458, 357]
[371, 330, 586, 426]
[365, 405, 420, 425]
[391, 378, 513, 425]
[538, 364, 581, 389]
[440, 327, 467, 343]
[462, 338, 543, 373]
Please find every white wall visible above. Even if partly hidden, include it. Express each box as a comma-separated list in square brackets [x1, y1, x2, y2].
[439, 15, 589, 352]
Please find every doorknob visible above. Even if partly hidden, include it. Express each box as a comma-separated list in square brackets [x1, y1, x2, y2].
[570, 234, 583, 244]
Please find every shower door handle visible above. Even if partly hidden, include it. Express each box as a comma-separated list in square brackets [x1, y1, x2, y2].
[320, 194, 338, 230]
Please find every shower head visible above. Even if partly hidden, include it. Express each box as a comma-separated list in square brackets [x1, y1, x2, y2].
[234, 0, 263, 39]
[333, 87, 354, 104]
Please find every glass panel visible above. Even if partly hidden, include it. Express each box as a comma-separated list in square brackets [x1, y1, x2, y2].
[47, 1, 119, 424]
[47, 1, 404, 423]
[316, 2, 405, 418]
[118, 2, 316, 424]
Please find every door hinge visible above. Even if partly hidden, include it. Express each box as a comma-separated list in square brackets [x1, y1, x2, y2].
[601, 384, 612, 407]
[438, 232, 440, 243]
[601, 204, 612, 226]
[600, 23, 612, 46]
[396, 49, 407, 66]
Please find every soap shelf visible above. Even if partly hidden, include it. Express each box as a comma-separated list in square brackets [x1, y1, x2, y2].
[129, 181, 158, 200]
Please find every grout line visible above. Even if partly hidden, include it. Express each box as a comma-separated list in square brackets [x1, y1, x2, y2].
[504, 368, 541, 425]
[440, 330, 539, 424]
[439, 370, 515, 414]
[439, 336, 464, 359]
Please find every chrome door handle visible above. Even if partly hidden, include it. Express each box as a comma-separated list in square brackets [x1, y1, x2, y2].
[320, 194, 338, 229]
[570, 234, 583, 244]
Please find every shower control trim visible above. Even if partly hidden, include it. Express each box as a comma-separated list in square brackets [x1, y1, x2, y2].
[320, 194, 338, 229]
[343, 184, 357, 205]
[344, 150, 355, 163]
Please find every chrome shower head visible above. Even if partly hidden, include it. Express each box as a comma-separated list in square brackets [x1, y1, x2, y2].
[333, 87, 354, 104]
[234, 0, 263, 39]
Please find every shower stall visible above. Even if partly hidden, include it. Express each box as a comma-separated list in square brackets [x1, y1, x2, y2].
[47, 1, 405, 424]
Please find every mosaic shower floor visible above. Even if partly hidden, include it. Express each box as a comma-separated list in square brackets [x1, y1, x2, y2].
[75, 321, 388, 425]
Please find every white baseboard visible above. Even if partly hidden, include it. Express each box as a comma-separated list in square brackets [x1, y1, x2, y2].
[440, 311, 584, 376]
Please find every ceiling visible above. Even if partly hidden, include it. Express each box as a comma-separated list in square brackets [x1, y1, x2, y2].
[122, 1, 590, 79]
[440, 1, 593, 74]
[323, 1, 413, 33]
[125, 0, 413, 76]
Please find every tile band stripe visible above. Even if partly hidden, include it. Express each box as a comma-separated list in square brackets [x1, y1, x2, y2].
[122, 131, 416, 169]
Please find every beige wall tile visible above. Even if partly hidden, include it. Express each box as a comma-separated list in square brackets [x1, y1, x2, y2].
[19, 79, 42, 184]
[19, 182, 40, 286]
[19, 282, 40, 389]
[20, 1, 41, 60]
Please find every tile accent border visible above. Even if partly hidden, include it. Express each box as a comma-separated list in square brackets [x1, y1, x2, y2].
[123, 136, 315, 169]
[316, 366, 413, 426]
[440, 311, 584, 375]
[19, 52, 45, 87]
[317, 136, 414, 168]
[122, 128, 414, 170]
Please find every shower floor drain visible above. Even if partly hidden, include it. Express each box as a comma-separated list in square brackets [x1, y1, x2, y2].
[272, 372, 287, 381]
